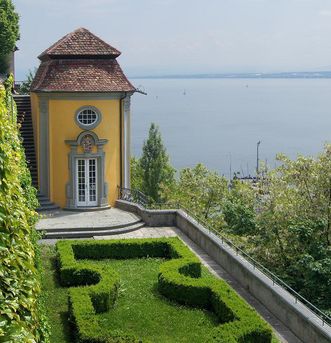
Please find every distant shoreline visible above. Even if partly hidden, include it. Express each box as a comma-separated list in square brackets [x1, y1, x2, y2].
[131, 71, 331, 79]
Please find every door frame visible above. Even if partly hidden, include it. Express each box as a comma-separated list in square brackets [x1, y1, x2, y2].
[65, 131, 109, 209]
[76, 157, 98, 207]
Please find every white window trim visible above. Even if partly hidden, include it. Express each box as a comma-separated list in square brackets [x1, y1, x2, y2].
[75, 106, 102, 130]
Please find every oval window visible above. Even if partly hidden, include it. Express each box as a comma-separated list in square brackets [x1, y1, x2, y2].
[75, 107, 101, 129]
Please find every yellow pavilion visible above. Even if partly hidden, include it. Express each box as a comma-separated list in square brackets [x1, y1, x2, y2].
[26, 28, 135, 209]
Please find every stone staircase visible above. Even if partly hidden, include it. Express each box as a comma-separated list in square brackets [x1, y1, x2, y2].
[14, 95, 60, 212]
[37, 193, 60, 213]
[14, 95, 38, 187]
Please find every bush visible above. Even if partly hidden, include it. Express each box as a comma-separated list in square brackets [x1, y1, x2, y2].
[158, 256, 272, 342]
[57, 238, 272, 343]
[0, 76, 49, 342]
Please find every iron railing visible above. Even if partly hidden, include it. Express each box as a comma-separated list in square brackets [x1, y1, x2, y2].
[117, 186, 149, 207]
[117, 186, 331, 327]
[175, 205, 331, 327]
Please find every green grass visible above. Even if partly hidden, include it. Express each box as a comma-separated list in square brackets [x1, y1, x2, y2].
[41, 245, 72, 343]
[94, 258, 218, 343]
[41, 243, 280, 343]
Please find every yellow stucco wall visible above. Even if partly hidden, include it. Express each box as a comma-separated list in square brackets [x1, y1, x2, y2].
[47, 99, 121, 208]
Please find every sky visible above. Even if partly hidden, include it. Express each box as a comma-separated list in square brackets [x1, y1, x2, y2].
[13, 0, 331, 79]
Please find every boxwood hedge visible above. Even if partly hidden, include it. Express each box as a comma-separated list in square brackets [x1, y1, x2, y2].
[56, 238, 272, 343]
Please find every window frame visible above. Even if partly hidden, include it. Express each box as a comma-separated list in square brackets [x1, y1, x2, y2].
[75, 106, 102, 130]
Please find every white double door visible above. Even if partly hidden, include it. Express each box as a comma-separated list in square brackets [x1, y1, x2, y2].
[76, 158, 97, 207]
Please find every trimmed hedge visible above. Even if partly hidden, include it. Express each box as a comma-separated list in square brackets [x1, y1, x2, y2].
[56, 238, 272, 343]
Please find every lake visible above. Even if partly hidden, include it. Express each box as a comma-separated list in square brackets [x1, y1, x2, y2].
[131, 78, 331, 178]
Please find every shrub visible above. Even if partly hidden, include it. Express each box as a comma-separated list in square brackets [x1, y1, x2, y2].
[158, 256, 272, 342]
[56, 238, 272, 343]
[0, 76, 49, 342]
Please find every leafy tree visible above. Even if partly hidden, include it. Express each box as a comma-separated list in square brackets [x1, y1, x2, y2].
[140, 123, 175, 202]
[18, 69, 36, 94]
[130, 156, 143, 191]
[162, 164, 228, 227]
[251, 147, 331, 311]
[222, 179, 257, 235]
[0, 0, 19, 74]
[160, 146, 331, 313]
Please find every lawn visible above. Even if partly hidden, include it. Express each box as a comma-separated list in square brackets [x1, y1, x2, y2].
[95, 258, 218, 342]
[41, 245, 72, 343]
[41, 240, 280, 342]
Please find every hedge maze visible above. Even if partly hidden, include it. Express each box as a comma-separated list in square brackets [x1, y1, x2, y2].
[56, 238, 272, 343]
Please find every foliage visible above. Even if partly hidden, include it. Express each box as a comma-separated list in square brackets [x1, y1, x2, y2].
[161, 163, 228, 227]
[158, 148, 331, 313]
[0, 76, 49, 342]
[56, 238, 273, 343]
[0, 0, 19, 74]
[140, 123, 175, 202]
[130, 156, 143, 191]
[18, 69, 36, 95]
[132, 123, 331, 313]
[251, 149, 331, 311]
[222, 179, 257, 235]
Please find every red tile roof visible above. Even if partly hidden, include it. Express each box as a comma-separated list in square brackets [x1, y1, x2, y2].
[31, 28, 135, 93]
[31, 59, 135, 92]
[39, 28, 121, 59]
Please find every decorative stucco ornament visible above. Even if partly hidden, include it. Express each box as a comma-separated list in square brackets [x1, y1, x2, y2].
[81, 134, 94, 153]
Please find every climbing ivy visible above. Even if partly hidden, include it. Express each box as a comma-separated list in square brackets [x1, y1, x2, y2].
[0, 76, 49, 342]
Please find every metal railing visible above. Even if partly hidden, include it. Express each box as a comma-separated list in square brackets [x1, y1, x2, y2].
[117, 186, 149, 207]
[117, 186, 331, 327]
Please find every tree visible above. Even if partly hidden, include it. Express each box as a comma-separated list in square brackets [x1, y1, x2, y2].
[0, 0, 19, 74]
[18, 69, 35, 94]
[251, 147, 331, 311]
[222, 179, 257, 235]
[130, 156, 143, 191]
[140, 123, 175, 202]
[161, 163, 228, 228]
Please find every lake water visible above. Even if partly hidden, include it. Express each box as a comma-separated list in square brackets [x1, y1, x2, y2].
[131, 78, 331, 178]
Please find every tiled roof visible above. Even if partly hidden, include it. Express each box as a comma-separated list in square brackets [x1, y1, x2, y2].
[31, 28, 135, 93]
[31, 59, 135, 92]
[39, 28, 121, 59]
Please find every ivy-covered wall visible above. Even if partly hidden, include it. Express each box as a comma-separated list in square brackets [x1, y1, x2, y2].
[0, 76, 49, 342]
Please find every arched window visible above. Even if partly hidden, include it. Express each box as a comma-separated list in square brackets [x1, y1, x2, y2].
[75, 106, 101, 129]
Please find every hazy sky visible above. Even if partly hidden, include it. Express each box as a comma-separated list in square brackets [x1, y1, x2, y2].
[13, 0, 331, 79]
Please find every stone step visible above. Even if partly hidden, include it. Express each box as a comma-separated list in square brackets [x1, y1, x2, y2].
[38, 200, 54, 206]
[24, 149, 36, 153]
[39, 221, 145, 239]
[17, 109, 31, 113]
[15, 94, 37, 185]
[36, 205, 60, 213]
[36, 193, 60, 213]
[37, 196, 49, 202]
[37, 219, 143, 233]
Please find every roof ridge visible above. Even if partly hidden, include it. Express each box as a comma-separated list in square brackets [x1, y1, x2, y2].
[38, 28, 121, 59]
